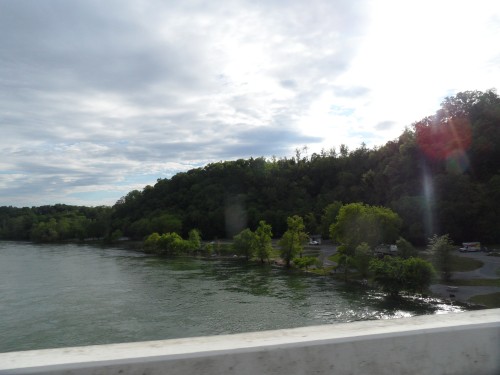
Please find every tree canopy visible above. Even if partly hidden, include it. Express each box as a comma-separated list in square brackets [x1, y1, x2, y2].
[370, 256, 435, 296]
[254, 221, 273, 264]
[330, 203, 402, 254]
[428, 234, 455, 281]
[233, 228, 257, 261]
[1, 90, 499, 246]
[279, 215, 308, 267]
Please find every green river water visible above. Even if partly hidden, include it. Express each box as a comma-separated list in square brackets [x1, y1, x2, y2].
[0, 241, 465, 353]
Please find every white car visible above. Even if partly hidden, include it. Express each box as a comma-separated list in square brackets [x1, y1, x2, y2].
[309, 240, 319, 245]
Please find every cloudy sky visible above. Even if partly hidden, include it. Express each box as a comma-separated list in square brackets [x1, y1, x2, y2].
[1, 0, 499, 207]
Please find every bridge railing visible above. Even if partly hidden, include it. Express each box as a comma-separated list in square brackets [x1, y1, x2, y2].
[1, 309, 499, 375]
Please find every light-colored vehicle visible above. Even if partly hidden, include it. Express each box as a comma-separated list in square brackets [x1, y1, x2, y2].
[374, 244, 398, 257]
[459, 242, 481, 252]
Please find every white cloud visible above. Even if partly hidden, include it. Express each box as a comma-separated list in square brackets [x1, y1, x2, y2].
[0, 0, 499, 206]
[335, 0, 500, 141]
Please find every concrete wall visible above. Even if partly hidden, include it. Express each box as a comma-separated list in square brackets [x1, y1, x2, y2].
[1, 309, 499, 375]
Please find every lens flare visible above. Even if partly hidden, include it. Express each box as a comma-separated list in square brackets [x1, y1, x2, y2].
[422, 168, 435, 238]
[445, 149, 470, 174]
[415, 117, 472, 173]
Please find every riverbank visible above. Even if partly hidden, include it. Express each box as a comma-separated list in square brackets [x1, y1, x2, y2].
[313, 243, 499, 308]
[3, 241, 463, 353]
[17, 238, 500, 308]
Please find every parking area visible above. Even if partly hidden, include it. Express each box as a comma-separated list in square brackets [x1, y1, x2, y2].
[430, 251, 500, 303]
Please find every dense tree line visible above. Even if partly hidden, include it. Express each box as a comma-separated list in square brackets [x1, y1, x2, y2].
[0, 205, 115, 242]
[1, 90, 499, 245]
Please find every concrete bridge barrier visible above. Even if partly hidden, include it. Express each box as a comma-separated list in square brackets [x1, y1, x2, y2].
[1, 309, 499, 375]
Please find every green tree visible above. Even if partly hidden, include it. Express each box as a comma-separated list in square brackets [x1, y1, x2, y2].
[187, 229, 202, 251]
[150, 214, 182, 235]
[320, 201, 342, 239]
[370, 256, 435, 296]
[109, 229, 123, 242]
[31, 219, 59, 242]
[279, 215, 308, 267]
[204, 242, 214, 256]
[396, 237, 417, 259]
[335, 252, 355, 280]
[233, 228, 257, 261]
[354, 242, 372, 277]
[279, 231, 297, 268]
[128, 218, 151, 240]
[293, 256, 317, 270]
[72, 215, 90, 241]
[403, 257, 436, 293]
[254, 221, 273, 264]
[157, 232, 188, 255]
[428, 234, 454, 281]
[304, 212, 318, 235]
[56, 218, 71, 239]
[370, 257, 406, 296]
[144, 232, 161, 253]
[330, 203, 402, 255]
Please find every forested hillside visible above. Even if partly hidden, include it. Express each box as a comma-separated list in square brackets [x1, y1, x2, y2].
[1, 90, 499, 245]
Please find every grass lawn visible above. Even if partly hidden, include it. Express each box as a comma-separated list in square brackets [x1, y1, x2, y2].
[308, 266, 335, 276]
[447, 278, 500, 287]
[449, 255, 484, 272]
[328, 253, 341, 263]
[407, 253, 483, 272]
[468, 292, 500, 308]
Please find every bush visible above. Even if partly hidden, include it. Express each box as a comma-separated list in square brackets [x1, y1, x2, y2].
[370, 256, 435, 296]
[144, 232, 191, 255]
[293, 256, 317, 270]
[428, 234, 454, 281]
[354, 242, 372, 277]
[396, 237, 417, 259]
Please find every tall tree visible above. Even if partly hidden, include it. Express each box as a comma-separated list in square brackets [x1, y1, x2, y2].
[320, 201, 342, 239]
[354, 242, 372, 278]
[232, 228, 257, 261]
[254, 221, 273, 264]
[279, 215, 308, 267]
[330, 203, 401, 255]
[396, 237, 418, 259]
[428, 234, 455, 281]
[187, 229, 202, 251]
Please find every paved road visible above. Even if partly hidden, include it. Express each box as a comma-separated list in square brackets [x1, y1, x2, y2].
[317, 244, 337, 267]
[429, 251, 500, 304]
[317, 245, 500, 304]
[310, 243, 499, 304]
[452, 251, 500, 279]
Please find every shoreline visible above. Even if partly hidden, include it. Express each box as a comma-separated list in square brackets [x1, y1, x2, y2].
[5, 239, 499, 307]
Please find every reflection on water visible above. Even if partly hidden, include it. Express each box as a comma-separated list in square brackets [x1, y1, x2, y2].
[0, 241, 466, 353]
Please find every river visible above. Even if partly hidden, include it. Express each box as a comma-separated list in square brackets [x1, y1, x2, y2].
[0, 241, 465, 353]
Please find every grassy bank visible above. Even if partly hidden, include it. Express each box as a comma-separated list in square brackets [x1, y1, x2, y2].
[449, 255, 484, 272]
[469, 292, 500, 308]
[447, 278, 500, 287]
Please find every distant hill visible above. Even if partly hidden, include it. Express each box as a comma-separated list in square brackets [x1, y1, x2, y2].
[2, 90, 499, 245]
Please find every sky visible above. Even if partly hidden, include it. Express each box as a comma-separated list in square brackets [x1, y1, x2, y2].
[1, 0, 500, 207]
